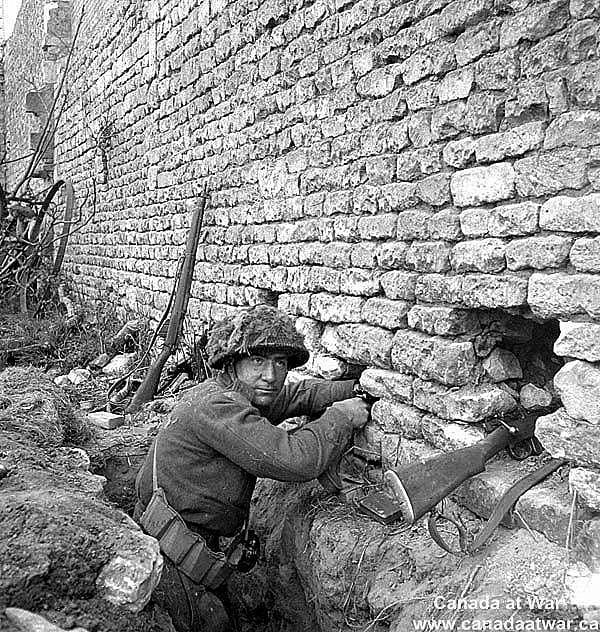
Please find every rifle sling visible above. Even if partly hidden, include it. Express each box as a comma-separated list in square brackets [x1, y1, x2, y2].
[428, 458, 567, 556]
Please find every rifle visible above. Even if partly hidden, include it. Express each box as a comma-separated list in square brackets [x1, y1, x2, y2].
[127, 194, 208, 413]
[357, 410, 566, 555]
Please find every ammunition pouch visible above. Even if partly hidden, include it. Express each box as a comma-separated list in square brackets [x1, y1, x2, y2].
[139, 487, 235, 590]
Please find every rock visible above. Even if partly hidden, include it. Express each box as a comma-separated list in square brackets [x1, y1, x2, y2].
[405, 241, 451, 273]
[540, 193, 600, 232]
[537, 408, 600, 468]
[520, 383, 554, 409]
[570, 467, 600, 512]
[450, 163, 516, 207]
[569, 0, 600, 18]
[571, 237, 600, 273]
[359, 368, 413, 403]
[554, 360, 600, 424]
[459, 201, 539, 237]
[294, 317, 323, 352]
[370, 400, 424, 439]
[95, 533, 163, 612]
[455, 20, 499, 66]
[321, 323, 394, 368]
[474, 121, 545, 163]
[460, 273, 529, 308]
[407, 305, 481, 336]
[500, 0, 569, 48]
[413, 379, 517, 422]
[314, 354, 347, 380]
[450, 238, 506, 273]
[528, 272, 600, 319]
[430, 101, 468, 141]
[310, 292, 364, 323]
[475, 49, 520, 90]
[564, 563, 600, 611]
[554, 322, 600, 361]
[421, 415, 486, 451]
[361, 297, 411, 329]
[443, 136, 476, 168]
[88, 411, 125, 430]
[436, 66, 474, 103]
[544, 110, 600, 149]
[381, 271, 419, 300]
[5, 608, 90, 632]
[506, 235, 572, 270]
[67, 368, 92, 385]
[482, 348, 523, 381]
[101, 353, 137, 378]
[53, 374, 71, 387]
[89, 352, 112, 369]
[391, 330, 480, 386]
[515, 148, 589, 197]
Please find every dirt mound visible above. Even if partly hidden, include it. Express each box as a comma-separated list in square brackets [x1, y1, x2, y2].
[0, 367, 167, 632]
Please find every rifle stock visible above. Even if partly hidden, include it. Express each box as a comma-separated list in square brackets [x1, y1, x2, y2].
[383, 425, 512, 524]
[127, 196, 207, 413]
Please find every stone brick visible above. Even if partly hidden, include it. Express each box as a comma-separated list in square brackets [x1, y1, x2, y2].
[541, 194, 600, 232]
[371, 400, 424, 439]
[381, 271, 419, 300]
[408, 305, 480, 336]
[310, 292, 364, 323]
[474, 121, 545, 163]
[499, 0, 570, 49]
[295, 317, 323, 352]
[439, 0, 494, 35]
[427, 208, 463, 241]
[397, 147, 443, 182]
[357, 214, 397, 240]
[482, 348, 523, 382]
[362, 298, 411, 329]
[455, 20, 500, 66]
[312, 354, 348, 380]
[450, 163, 515, 207]
[567, 60, 600, 108]
[278, 293, 312, 316]
[415, 274, 464, 304]
[443, 137, 476, 168]
[359, 368, 414, 403]
[460, 274, 529, 308]
[569, 468, 600, 512]
[379, 183, 420, 212]
[528, 272, 600, 319]
[545, 111, 600, 150]
[570, 237, 600, 273]
[537, 408, 600, 468]
[404, 80, 439, 111]
[416, 173, 452, 207]
[391, 330, 479, 386]
[356, 66, 401, 97]
[475, 49, 520, 91]
[365, 155, 397, 184]
[555, 322, 600, 362]
[451, 238, 506, 273]
[405, 241, 452, 273]
[421, 415, 487, 451]
[514, 148, 589, 197]
[459, 202, 539, 238]
[436, 67, 474, 103]
[396, 207, 434, 239]
[554, 360, 600, 424]
[408, 111, 433, 148]
[340, 269, 381, 296]
[464, 92, 503, 134]
[430, 101, 468, 141]
[321, 323, 394, 368]
[520, 383, 554, 410]
[570, 0, 600, 18]
[400, 40, 455, 85]
[376, 242, 409, 269]
[506, 235, 572, 271]
[413, 379, 517, 422]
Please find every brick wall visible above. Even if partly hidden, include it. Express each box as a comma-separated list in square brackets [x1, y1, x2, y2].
[6, 0, 600, 573]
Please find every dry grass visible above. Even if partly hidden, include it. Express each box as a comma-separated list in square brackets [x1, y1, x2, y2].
[0, 366, 90, 447]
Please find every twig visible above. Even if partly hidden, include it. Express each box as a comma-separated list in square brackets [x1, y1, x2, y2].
[514, 508, 538, 542]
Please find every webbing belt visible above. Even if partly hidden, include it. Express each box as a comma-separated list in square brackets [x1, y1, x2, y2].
[427, 458, 567, 556]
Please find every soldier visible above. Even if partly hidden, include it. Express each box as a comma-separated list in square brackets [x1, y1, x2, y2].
[134, 305, 370, 631]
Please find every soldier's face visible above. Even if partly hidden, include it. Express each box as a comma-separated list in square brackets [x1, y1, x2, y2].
[233, 353, 288, 407]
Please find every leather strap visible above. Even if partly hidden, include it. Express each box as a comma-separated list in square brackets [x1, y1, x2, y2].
[427, 458, 567, 555]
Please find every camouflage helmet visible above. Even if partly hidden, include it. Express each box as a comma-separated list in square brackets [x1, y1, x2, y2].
[206, 305, 309, 370]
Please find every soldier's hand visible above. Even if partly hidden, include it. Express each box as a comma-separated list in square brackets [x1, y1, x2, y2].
[331, 397, 370, 429]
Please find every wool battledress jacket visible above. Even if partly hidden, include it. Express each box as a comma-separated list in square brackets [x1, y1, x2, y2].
[135, 376, 356, 537]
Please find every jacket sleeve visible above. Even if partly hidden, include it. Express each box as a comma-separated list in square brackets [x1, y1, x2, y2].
[267, 379, 356, 424]
[185, 389, 355, 482]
